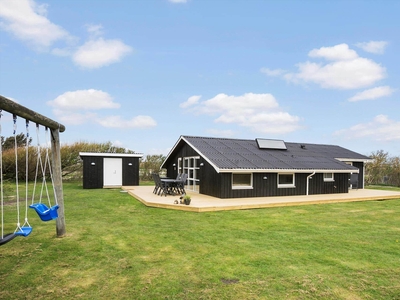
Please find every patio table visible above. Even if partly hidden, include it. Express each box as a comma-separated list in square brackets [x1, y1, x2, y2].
[160, 178, 180, 195]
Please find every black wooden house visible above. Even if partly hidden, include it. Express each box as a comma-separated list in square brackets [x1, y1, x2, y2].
[80, 152, 142, 189]
[161, 136, 371, 199]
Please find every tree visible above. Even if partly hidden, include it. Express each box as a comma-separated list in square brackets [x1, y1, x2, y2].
[1, 133, 32, 150]
[387, 156, 400, 187]
[365, 150, 389, 185]
[140, 154, 166, 180]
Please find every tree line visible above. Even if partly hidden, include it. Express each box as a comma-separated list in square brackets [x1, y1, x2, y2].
[365, 150, 400, 187]
[1, 134, 399, 186]
[0, 135, 164, 182]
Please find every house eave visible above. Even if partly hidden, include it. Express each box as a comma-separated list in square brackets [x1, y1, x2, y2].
[217, 168, 359, 174]
[335, 158, 372, 162]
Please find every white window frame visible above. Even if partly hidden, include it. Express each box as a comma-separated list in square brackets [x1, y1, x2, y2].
[232, 173, 253, 190]
[323, 173, 334, 182]
[278, 173, 295, 188]
[177, 157, 182, 174]
[183, 156, 200, 192]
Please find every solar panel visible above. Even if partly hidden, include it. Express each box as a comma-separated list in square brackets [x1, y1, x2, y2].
[256, 138, 287, 150]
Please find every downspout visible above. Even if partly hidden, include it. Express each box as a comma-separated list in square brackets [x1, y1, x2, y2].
[306, 171, 316, 196]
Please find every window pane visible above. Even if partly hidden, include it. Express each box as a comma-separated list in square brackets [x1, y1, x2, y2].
[279, 174, 293, 185]
[233, 174, 251, 186]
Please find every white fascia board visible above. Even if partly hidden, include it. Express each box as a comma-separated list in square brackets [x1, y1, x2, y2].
[160, 136, 185, 169]
[181, 137, 221, 173]
[79, 152, 143, 158]
[335, 158, 372, 162]
[218, 168, 359, 174]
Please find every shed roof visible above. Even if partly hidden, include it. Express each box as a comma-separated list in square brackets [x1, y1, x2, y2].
[79, 152, 143, 158]
[162, 136, 371, 173]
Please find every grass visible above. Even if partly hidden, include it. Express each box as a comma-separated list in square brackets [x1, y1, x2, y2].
[366, 184, 400, 192]
[1, 182, 400, 299]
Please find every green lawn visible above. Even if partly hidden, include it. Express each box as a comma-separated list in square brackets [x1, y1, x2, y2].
[1, 182, 399, 299]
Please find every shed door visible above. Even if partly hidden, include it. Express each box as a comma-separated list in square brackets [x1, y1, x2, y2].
[104, 158, 122, 186]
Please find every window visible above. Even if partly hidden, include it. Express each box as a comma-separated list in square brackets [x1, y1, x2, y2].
[232, 173, 253, 189]
[323, 173, 334, 182]
[278, 173, 295, 188]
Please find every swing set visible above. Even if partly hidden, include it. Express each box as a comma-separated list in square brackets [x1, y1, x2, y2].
[0, 95, 66, 246]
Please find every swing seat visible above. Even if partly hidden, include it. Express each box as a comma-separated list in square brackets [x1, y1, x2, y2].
[15, 226, 33, 237]
[30, 203, 59, 221]
[0, 233, 17, 246]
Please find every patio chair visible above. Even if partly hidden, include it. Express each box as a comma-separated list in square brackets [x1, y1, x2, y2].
[154, 173, 168, 196]
[152, 173, 160, 194]
[176, 173, 188, 195]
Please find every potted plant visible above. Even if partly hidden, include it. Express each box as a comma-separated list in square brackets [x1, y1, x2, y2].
[183, 194, 191, 205]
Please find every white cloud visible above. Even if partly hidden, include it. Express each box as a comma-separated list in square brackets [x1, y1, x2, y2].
[334, 115, 400, 141]
[48, 89, 156, 129]
[72, 38, 132, 69]
[181, 93, 301, 134]
[48, 89, 120, 110]
[52, 110, 97, 125]
[0, 1, 132, 69]
[168, 0, 188, 3]
[349, 86, 395, 102]
[179, 95, 201, 108]
[308, 43, 358, 61]
[263, 43, 386, 90]
[0, 0, 71, 50]
[356, 41, 388, 54]
[96, 115, 157, 129]
[85, 24, 104, 38]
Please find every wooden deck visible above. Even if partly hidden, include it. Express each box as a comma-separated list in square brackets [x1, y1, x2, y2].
[123, 186, 400, 212]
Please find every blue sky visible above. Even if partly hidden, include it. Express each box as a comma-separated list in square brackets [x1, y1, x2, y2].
[0, 0, 399, 156]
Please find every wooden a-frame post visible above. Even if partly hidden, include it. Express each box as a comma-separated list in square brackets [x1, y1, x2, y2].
[50, 128, 66, 237]
[0, 95, 66, 237]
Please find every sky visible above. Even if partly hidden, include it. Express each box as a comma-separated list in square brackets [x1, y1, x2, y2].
[0, 0, 399, 157]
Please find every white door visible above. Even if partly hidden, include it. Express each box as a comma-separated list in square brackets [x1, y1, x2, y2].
[104, 158, 122, 186]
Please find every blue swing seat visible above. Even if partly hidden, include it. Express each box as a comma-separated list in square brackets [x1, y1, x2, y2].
[14, 226, 33, 237]
[29, 203, 59, 221]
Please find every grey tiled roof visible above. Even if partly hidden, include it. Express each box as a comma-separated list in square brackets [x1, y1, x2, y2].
[182, 136, 370, 172]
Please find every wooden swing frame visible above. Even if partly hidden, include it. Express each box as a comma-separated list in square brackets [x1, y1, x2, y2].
[0, 95, 66, 237]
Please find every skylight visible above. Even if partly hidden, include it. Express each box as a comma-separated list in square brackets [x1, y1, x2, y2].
[256, 138, 287, 150]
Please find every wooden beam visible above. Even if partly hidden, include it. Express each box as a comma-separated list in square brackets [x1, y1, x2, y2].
[51, 128, 66, 237]
[0, 95, 65, 132]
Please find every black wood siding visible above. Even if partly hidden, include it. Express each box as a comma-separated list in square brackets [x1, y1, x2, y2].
[163, 141, 353, 198]
[82, 156, 140, 189]
[82, 156, 103, 189]
[122, 157, 140, 186]
[165, 142, 200, 179]
[308, 173, 348, 195]
[212, 172, 349, 199]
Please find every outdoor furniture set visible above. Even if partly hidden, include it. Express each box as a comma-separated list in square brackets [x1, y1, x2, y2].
[152, 173, 188, 196]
